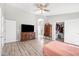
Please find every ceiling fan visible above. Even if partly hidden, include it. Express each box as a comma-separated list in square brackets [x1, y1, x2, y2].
[35, 3, 49, 14]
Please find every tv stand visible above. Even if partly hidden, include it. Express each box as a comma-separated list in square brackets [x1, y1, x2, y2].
[21, 32, 35, 41]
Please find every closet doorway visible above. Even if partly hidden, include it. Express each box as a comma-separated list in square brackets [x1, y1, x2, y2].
[56, 22, 64, 42]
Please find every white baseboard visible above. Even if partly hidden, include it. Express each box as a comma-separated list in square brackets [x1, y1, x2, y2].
[5, 40, 18, 43]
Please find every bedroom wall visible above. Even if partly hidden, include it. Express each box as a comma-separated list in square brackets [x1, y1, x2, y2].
[46, 12, 79, 41]
[0, 4, 5, 55]
[3, 4, 79, 45]
[16, 14, 36, 41]
[65, 19, 79, 45]
[0, 7, 2, 56]
[4, 4, 37, 41]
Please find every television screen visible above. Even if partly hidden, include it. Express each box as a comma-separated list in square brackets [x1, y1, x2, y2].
[21, 24, 34, 32]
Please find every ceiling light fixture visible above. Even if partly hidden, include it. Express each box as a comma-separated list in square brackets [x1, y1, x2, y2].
[35, 3, 49, 14]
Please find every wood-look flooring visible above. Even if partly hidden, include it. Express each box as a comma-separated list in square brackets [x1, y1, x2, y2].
[2, 39, 45, 56]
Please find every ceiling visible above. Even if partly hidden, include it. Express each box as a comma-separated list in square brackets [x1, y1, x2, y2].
[5, 3, 79, 16]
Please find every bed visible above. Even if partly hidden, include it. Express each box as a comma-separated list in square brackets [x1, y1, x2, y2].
[43, 41, 79, 56]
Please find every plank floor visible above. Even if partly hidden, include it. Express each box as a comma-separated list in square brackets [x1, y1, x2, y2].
[2, 39, 45, 56]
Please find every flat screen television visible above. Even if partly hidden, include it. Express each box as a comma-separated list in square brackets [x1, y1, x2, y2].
[21, 24, 34, 32]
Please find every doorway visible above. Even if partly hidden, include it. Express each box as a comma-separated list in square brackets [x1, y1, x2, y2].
[37, 18, 44, 39]
[56, 22, 64, 42]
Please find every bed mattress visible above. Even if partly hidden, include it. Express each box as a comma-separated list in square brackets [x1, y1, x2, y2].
[43, 41, 79, 56]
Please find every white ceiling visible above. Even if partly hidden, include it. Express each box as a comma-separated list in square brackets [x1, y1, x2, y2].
[5, 3, 79, 16]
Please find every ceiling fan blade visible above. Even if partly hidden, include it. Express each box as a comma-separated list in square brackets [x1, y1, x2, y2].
[35, 4, 41, 8]
[44, 4, 48, 8]
[35, 3, 49, 13]
[44, 9, 49, 11]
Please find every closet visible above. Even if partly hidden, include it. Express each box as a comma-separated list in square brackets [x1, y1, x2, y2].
[65, 19, 79, 45]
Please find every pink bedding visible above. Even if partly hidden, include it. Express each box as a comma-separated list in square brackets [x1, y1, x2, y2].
[43, 41, 79, 56]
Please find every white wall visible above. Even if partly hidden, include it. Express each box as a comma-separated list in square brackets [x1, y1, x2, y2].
[16, 13, 36, 40]
[3, 4, 79, 46]
[3, 4, 37, 41]
[6, 20, 16, 43]
[46, 12, 79, 42]
[65, 19, 79, 45]
[0, 7, 2, 56]
[0, 6, 5, 56]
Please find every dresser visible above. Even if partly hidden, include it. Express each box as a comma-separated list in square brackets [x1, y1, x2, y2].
[44, 23, 52, 37]
[21, 32, 35, 41]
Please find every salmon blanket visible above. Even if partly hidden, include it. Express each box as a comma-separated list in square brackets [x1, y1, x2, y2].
[43, 41, 79, 56]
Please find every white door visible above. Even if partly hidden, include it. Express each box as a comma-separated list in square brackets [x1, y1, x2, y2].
[6, 20, 16, 43]
[65, 19, 79, 45]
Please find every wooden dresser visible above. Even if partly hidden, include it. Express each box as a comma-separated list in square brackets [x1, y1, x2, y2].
[21, 32, 35, 41]
[44, 23, 52, 37]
